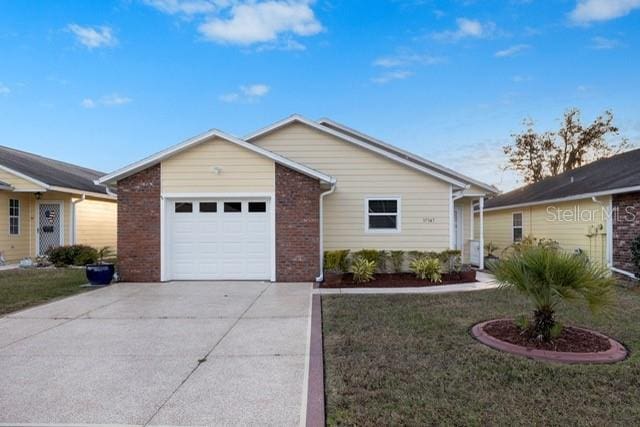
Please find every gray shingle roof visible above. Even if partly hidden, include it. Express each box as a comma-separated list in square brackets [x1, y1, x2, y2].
[485, 148, 640, 209]
[0, 145, 111, 195]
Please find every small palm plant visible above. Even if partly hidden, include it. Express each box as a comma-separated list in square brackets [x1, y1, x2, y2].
[490, 247, 615, 342]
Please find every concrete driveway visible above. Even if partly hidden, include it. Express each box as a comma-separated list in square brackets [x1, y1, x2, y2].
[0, 281, 312, 426]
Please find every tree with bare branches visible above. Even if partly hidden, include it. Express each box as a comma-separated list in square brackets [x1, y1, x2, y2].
[504, 109, 630, 184]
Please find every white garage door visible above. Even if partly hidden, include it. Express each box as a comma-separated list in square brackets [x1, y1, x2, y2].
[167, 199, 271, 280]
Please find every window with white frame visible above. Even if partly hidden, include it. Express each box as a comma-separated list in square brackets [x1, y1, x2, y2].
[9, 199, 20, 235]
[366, 198, 400, 232]
[512, 212, 523, 242]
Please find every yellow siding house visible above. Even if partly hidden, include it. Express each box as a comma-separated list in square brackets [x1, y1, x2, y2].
[0, 146, 117, 264]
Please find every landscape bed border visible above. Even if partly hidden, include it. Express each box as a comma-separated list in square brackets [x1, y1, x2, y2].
[471, 318, 628, 364]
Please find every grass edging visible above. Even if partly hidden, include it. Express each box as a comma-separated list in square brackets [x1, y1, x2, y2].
[305, 294, 325, 427]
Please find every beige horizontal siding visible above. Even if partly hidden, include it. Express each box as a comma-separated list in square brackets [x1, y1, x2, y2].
[252, 122, 451, 251]
[0, 192, 33, 262]
[481, 197, 609, 264]
[75, 198, 117, 251]
[0, 169, 46, 192]
[161, 136, 275, 193]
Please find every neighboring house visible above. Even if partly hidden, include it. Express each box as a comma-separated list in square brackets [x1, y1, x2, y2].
[97, 114, 497, 282]
[478, 148, 640, 281]
[0, 146, 117, 263]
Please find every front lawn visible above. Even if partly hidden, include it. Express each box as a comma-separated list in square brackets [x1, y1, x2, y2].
[0, 268, 90, 316]
[323, 287, 640, 425]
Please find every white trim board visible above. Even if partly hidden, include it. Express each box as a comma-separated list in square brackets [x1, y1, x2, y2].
[97, 128, 335, 186]
[245, 114, 470, 189]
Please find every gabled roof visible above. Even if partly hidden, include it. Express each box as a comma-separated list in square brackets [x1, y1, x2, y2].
[484, 148, 640, 211]
[0, 145, 113, 196]
[245, 114, 495, 192]
[318, 118, 498, 194]
[97, 128, 335, 186]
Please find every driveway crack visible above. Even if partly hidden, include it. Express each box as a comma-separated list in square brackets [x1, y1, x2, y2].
[143, 283, 272, 426]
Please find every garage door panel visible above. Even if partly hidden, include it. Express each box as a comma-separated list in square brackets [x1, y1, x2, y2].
[168, 199, 271, 280]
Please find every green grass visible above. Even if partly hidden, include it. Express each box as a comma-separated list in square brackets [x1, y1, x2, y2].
[0, 268, 90, 316]
[322, 287, 640, 426]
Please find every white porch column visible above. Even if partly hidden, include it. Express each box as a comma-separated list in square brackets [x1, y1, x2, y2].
[469, 200, 474, 240]
[449, 185, 455, 249]
[479, 197, 485, 270]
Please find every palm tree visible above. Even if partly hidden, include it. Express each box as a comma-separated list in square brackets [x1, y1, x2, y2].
[490, 247, 615, 342]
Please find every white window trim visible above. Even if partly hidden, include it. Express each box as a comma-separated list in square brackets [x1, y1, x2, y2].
[9, 198, 20, 235]
[364, 197, 401, 233]
[512, 211, 523, 242]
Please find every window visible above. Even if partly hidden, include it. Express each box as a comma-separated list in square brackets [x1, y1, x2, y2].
[248, 202, 266, 213]
[366, 198, 400, 232]
[9, 199, 19, 235]
[512, 212, 523, 242]
[175, 202, 193, 213]
[224, 202, 242, 213]
[199, 202, 217, 213]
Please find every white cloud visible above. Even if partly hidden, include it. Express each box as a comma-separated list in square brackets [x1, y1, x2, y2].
[67, 24, 117, 49]
[494, 44, 530, 57]
[142, 0, 222, 15]
[81, 93, 132, 108]
[569, 0, 640, 24]
[101, 93, 132, 106]
[433, 18, 496, 41]
[198, 1, 323, 45]
[0, 83, 10, 95]
[80, 98, 96, 108]
[220, 83, 271, 103]
[590, 36, 621, 49]
[371, 70, 414, 85]
[373, 53, 444, 68]
[511, 75, 532, 83]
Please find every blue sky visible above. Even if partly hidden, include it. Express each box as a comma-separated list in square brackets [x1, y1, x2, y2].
[1, 0, 639, 190]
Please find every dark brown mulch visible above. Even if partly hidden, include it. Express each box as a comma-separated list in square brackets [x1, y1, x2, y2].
[483, 319, 611, 353]
[321, 271, 476, 288]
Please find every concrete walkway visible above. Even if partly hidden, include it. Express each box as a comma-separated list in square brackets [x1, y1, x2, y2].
[0, 281, 313, 426]
[314, 271, 499, 294]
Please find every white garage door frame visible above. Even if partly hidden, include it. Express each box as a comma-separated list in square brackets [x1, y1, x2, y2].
[160, 192, 276, 282]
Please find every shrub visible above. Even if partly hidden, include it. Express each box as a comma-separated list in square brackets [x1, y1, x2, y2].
[377, 250, 389, 273]
[410, 257, 442, 282]
[350, 257, 376, 284]
[492, 246, 615, 342]
[46, 245, 98, 267]
[389, 250, 404, 273]
[631, 235, 640, 278]
[408, 250, 427, 261]
[485, 241, 499, 258]
[504, 235, 560, 255]
[353, 249, 380, 267]
[439, 250, 462, 274]
[324, 250, 350, 273]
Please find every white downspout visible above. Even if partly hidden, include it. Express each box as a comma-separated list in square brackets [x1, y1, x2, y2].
[71, 194, 86, 244]
[315, 183, 336, 283]
[479, 197, 485, 270]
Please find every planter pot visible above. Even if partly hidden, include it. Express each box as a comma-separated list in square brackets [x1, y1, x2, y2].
[86, 263, 115, 286]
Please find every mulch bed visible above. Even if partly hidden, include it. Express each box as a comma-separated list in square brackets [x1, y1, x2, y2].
[483, 319, 611, 353]
[322, 271, 476, 288]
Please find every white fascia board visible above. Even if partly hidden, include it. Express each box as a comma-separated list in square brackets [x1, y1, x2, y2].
[317, 118, 498, 193]
[0, 164, 50, 189]
[49, 186, 117, 200]
[483, 185, 640, 212]
[245, 114, 469, 189]
[97, 127, 335, 186]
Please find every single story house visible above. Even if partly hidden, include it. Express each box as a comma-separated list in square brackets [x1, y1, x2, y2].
[478, 148, 640, 281]
[0, 145, 117, 264]
[98, 114, 497, 282]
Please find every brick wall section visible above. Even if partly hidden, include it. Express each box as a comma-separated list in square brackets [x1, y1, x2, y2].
[275, 163, 322, 282]
[117, 164, 161, 282]
[612, 191, 640, 278]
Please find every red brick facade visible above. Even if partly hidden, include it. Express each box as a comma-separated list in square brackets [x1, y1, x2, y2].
[612, 191, 640, 279]
[275, 163, 322, 282]
[117, 164, 161, 282]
